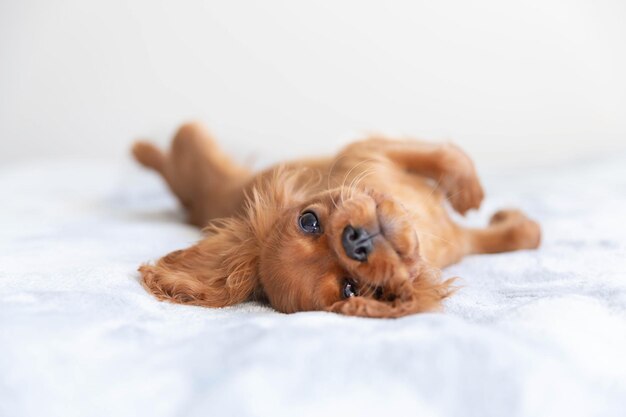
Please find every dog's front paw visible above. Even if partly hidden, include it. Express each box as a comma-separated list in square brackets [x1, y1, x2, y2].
[443, 171, 484, 215]
[438, 145, 484, 215]
[373, 194, 419, 261]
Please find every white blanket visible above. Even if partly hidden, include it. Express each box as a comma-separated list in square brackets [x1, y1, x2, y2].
[1, 155, 625, 417]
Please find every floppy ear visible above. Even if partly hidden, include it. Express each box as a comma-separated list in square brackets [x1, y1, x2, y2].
[139, 216, 260, 307]
[139, 166, 309, 308]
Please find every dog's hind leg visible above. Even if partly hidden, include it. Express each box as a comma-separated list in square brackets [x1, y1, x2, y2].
[463, 209, 541, 255]
[132, 122, 251, 227]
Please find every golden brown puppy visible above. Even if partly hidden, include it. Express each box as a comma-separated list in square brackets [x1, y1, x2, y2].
[132, 122, 540, 318]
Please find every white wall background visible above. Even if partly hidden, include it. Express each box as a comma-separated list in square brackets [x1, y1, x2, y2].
[1, 0, 625, 169]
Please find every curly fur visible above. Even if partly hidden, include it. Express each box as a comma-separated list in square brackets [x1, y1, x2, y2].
[133, 122, 541, 318]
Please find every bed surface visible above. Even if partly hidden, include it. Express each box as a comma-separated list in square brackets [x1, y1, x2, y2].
[1, 155, 625, 417]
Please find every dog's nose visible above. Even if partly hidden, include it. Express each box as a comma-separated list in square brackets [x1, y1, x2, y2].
[342, 225, 374, 262]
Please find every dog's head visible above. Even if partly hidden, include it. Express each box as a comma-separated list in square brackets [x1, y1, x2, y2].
[140, 168, 454, 318]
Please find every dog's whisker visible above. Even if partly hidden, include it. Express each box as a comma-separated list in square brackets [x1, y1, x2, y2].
[341, 158, 372, 190]
[346, 170, 377, 202]
[443, 187, 466, 202]
[342, 167, 375, 203]
[340, 158, 377, 204]
[416, 229, 458, 248]
[349, 168, 377, 192]
[425, 173, 445, 200]
[359, 284, 375, 298]
[327, 154, 350, 209]
[347, 169, 369, 192]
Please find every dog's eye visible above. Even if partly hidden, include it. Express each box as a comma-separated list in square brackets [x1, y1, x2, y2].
[342, 279, 358, 298]
[299, 211, 321, 234]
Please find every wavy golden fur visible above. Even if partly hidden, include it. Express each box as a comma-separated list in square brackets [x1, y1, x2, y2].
[132, 122, 540, 318]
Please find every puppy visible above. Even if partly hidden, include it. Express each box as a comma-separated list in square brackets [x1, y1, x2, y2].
[132, 123, 540, 318]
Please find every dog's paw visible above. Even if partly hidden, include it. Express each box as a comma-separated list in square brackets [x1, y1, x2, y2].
[374, 196, 419, 261]
[439, 145, 484, 214]
[490, 209, 541, 250]
[443, 172, 484, 215]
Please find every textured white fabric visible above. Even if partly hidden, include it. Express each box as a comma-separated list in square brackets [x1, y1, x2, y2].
[1, 156, 625, 417]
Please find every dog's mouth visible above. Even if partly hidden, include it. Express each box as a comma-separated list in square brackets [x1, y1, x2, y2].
[342, 278, 389, 300]
[330, 202, 445, 316]
[315, 190, 430, 314]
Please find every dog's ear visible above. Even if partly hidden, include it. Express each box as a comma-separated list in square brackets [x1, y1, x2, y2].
[139, 166, 310, 308]
[139, 216, 260, 307]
